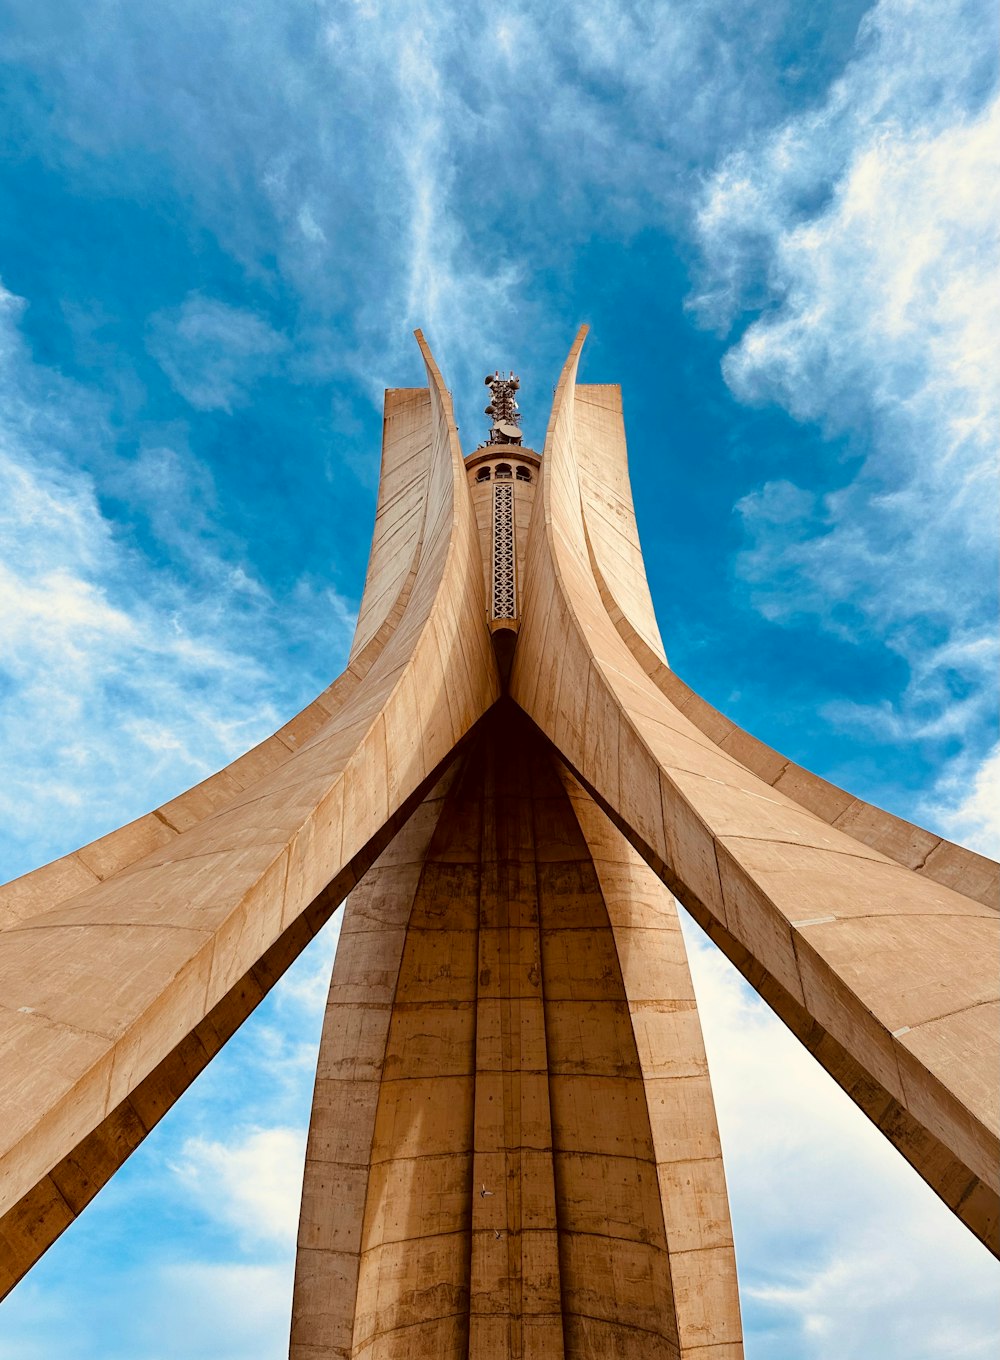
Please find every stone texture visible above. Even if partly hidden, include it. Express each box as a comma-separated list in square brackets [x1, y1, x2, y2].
[2, 323, 996, 1355]
[291, 711, 739, 1357]
[510, 324, 1000, 1254]
[0, 332, 499, 1296]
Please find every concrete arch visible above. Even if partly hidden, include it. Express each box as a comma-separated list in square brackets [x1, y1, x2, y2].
[509, 327, 999, 1254]
[0, 333, 499, 1296]
[1, 319, 994, 1350]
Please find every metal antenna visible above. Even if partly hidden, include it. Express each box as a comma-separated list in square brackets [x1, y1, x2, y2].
[482, 370, 523, 446]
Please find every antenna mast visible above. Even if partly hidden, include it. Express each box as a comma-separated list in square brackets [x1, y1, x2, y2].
[482, 370, 523, 445]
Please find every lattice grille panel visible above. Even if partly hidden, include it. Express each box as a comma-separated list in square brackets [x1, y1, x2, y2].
[492, 482, 516, 620]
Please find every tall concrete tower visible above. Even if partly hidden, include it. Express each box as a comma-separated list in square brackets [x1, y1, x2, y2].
[1, 329, 996, 1357]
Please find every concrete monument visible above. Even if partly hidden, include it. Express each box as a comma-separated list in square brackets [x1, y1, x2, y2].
[1, 329, 996, 1357]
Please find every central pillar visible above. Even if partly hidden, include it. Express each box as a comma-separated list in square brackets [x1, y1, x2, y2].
[291, 705, 740, 1357]
[470, 716, 563, 1356]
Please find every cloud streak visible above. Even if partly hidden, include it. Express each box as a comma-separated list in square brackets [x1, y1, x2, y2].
[147, 295, 289, 412]
[0, 280, 355, 878]
[693, 0, 998, 833]
[171, 1127, 306, 1247]
[0, 2, 996, 1356]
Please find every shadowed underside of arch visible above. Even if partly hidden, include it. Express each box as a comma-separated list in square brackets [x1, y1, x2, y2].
[0, 328, 996, 1353]
[292, 707, 741, 1359]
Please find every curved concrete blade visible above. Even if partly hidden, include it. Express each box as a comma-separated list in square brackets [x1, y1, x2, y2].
[510, 327, 999, 1254]
[0, 333, 500, 1295]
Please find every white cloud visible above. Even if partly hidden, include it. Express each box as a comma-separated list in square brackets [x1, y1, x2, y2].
[0, 6, 995, 1357]
[334, 0, 814, 423]
[680, 912, 1000, 1356]
[147, 294, 289, 412]
[0, 280, 354, 879]
[0, 437, 277, 863]
[922, 741, 1000, 858]
[744, 1222, 999, 1359]
[2, 0, 868, 438]
[693, 0, 998, 802]
[393, 19, 524, 379]
[296, 203, 326, 244]
[718, 98, 999, 476]
[171, 1126, 306, 1247]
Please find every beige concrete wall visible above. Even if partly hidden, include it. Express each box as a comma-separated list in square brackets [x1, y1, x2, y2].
[510, 326, 999, 1254]
[0, 389, 453, 939]
[567, 365, 995, 910]
[4, 316, 994, 1344]
[291, 709, 742, 1357]
[568, 377, 996, 910]
[613, 616, 998, 910]
[350, 388, 433, 663]
[562, 770, 742, 1360]
[574, 382, 667, 665]
[292, 767, 465, 1360]
[0, 333, 500, 1296]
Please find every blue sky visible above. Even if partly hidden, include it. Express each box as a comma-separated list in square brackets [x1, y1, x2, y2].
[0, 0, 997, 1354]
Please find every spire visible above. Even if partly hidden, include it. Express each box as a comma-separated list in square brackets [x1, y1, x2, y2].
[482, 369, 523, 445]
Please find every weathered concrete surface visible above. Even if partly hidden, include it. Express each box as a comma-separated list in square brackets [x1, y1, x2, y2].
[571, 360, 996, 908]
[0, 333, 500, 1296]
[510, 326, 1000, 1254]
[1, 320, 995, 1349]
[291, 709, 741, 1359]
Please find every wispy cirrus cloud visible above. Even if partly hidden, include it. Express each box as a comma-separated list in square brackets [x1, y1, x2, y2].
[692, 0, 998, 828]
[147, 295, 289, 412]
[0, 281, 354, 879]
[921, 741, 1000, 859]
[1, 0, 876, 439]
[1, 3, 996, 1357]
